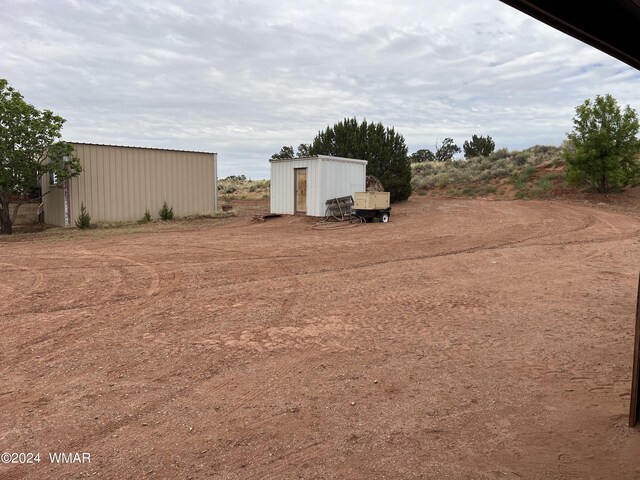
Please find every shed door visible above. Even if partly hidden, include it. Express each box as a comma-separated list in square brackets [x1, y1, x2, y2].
[294, 168, 307, 213]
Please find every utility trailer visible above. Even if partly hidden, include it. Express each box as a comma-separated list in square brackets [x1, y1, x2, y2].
[352, 192, 391, 223]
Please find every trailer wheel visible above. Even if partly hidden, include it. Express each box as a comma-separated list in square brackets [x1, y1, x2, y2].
[380, 212, 390, 223]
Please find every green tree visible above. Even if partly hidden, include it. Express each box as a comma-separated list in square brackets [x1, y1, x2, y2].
[297, 143, 311, 157]
[308, 117, 411, 202]
[463, 135, 495, 158]
[0, 79, 81, 234]
[270, 145, 294, 160]
[565, 94, 640, 193]
[434, 138, 461, 162]
[271, 144, 312, 159]
[409, 148, 435, 163]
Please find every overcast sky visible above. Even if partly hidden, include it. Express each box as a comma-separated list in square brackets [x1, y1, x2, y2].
[2, 0, 640, 178]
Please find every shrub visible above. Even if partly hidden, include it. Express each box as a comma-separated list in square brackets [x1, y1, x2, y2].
[75, 202, 91, 229]
[514, 153, 529, 166]
[159, 201, 174, 221]
[565, 94, 640, 192]
[463, 135, 495, 158]
[223, 174, 246, 182]
[491, 148, 511, 160]
[139, 209, 152, 224]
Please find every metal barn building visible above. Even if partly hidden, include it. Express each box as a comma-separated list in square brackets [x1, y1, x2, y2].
[42, 143, 217, 226]
[270, 155, 367, 217]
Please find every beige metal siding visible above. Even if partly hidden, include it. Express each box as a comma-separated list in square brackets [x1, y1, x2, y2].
[42, 144, 217, 227]
[62, 144, 216, 225]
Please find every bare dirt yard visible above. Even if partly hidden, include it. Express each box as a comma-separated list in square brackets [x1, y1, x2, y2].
[1, 195, 640, 479]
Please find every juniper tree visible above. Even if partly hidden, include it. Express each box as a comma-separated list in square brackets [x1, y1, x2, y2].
[308, 118, 412, 201]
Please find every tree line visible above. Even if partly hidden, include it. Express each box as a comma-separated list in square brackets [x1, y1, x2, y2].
[273, 94, 640, 201]
[271, 123, 499, 202]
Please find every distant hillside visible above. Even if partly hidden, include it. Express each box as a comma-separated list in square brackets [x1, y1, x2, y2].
[411, 145, 572, 199]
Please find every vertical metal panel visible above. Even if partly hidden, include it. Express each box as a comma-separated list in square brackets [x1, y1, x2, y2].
[131, 147, 138, 218]
[147, 149, 156, 216]
[128, 148, 135, 217]
[213, 154, 218, 211]
[89, 144, 96, 218]
[270, 160, 293, 215]
[308, 159, 321, 217]
[98, 145, 105, 219]
[178, 152, 185, 215]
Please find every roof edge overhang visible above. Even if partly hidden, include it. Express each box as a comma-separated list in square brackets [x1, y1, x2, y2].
[70, 142, 217, 156]
[269, 155, 367, 165]
[499, 0, 640, 71]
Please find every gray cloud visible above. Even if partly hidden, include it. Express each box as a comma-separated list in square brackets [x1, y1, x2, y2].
[2, 0, 639, 178]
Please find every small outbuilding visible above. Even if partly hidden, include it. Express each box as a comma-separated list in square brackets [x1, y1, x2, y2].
[42, 143, 217, 226]
[270, 155, 367, 217]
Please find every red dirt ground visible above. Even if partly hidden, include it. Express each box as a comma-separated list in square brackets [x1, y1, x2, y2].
[1, 196, 640, 479]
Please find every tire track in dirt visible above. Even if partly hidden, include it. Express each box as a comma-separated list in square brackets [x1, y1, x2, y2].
[193, 251, 307, 349]
[33, 251, 312, 468]
[132, 202, 638, 362]
[183, 202, 634, 292]
[145, 203, 635, 362]
[212, 352, 305, 421]
[0, 262, 44, 312]
[1, 377, 239, 480]
[242, 440, 326, 480]
[202, 353, 331, 480]
[3, 355, 316, 480]
[109, 254, 161, 297]
[9, 252, 182, 363]
[4, 259, 133, 317]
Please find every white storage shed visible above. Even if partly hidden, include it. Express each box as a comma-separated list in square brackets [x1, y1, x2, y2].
[270, 155, 367, 217]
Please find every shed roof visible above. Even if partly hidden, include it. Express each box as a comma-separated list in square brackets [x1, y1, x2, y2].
[269, 154, 367, 165]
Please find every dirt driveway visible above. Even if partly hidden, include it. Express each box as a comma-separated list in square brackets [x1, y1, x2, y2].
[1, 196, 640, 479]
